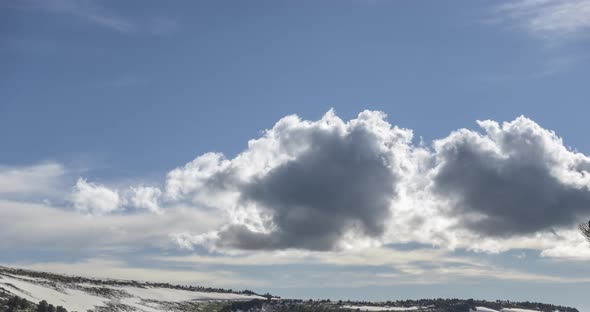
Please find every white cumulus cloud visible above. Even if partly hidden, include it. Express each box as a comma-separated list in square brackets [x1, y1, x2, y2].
[71, 178, 122, 214]
[129, 186, 163, 214]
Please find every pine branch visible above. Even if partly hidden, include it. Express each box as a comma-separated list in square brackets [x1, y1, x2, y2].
[578, 221, 590, 242]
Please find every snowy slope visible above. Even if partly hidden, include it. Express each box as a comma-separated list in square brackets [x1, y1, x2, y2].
[0, 266, 577, 312]
[341, 306, 420, 311]
[0, 267, 263, 312]
[0, 274, 107, 312]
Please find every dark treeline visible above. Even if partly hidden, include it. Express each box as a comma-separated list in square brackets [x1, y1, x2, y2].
[2, 296, 29, 312]
[35, 300, 67, 312]
[331, 298, 578, 312]
[223, 298, 579, 312]
[1, 296, 68, 312]
[1, 294, 581, 312]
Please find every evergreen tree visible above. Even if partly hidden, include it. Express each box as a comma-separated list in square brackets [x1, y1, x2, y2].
[18, 297, 29, 309]
[7, 296, 16, 308]
[579, 220, 590, 242]
[37, 300, 49, 312]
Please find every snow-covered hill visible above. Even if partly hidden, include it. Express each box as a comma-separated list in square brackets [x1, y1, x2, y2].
[0, 266, 264, 312]
[0, 266, 579, 312]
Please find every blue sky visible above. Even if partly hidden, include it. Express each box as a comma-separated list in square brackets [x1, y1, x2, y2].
[2, 0, 590, 311]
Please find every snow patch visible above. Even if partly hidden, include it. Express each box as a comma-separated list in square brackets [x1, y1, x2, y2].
[342, 306, 420, 311]
[474, 308, 501, 312]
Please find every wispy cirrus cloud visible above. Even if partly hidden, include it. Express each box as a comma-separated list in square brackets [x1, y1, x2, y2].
[481, 1, 590, 80]
[7, 0, 135, 33]
[108, 75, 149, 88]
[494, 0, 590, 41]
[6, 0, 179, 35]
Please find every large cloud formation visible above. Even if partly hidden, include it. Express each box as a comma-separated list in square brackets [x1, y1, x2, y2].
[56, 110, 590, 254]
[218, 111, 404, 250]
[431, 117, 590, 237]
[168, 110, 415, 250]
[166, 111, 590, 252]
